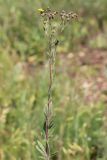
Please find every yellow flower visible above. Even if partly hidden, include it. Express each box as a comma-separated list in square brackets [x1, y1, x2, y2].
[38, 8, 44, 13]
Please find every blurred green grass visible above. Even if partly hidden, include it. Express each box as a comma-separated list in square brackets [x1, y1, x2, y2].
[0, 51, 107, 160]
[0, 0, 107, 160]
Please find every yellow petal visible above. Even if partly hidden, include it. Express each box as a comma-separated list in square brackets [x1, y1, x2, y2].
[38, 8, 44, 12]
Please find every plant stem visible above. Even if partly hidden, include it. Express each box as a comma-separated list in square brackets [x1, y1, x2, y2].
[45, 37, 53, 160]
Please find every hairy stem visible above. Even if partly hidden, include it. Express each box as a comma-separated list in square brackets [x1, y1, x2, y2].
[45, 38, 53, 160]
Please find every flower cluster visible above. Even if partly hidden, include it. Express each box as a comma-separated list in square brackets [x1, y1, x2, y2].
[38, 7, 78, 22]
[60, 10, 78, 21]
[38, 7, 78, 37]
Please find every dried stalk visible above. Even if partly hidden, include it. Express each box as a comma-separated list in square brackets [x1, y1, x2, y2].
[44, 34, 57, 160]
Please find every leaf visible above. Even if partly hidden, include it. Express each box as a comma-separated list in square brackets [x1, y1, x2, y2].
[49, 119, 54, 129]
[36, 145, 45, 156]
[36, 140, 47, 159]
[37, 141, 46, 153]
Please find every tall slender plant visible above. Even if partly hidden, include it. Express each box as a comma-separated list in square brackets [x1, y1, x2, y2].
[36, 7, 78, 160]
